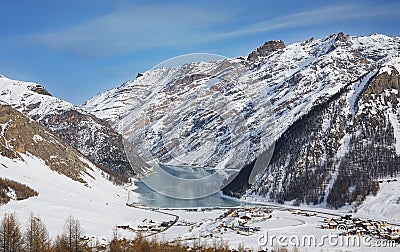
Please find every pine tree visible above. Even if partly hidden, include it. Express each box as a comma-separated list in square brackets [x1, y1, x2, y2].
[61, 215, 85, 252]
[0, 212, 24, 252]
[24, 213, 50, 252]
[109, 226, 122, 252]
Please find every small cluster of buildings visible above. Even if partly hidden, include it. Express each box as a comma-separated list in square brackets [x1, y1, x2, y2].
[321, 215, 400, 242]
[292, 210, 318, 217]
[223, 207, 273, 219]
[135, 218, 175, 234]
[176, 219, 196, 227]
[216, 207, 273, 236]
[228, 207, 273, 222]
[193, 207, 274, 238]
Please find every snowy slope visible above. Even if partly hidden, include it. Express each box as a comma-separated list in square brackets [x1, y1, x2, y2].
[0, 76, 134, 177]
[356, 178, 400, 223]
[0, 104, 171, 241]
[0, 77, 75, 118]
[0, 153, 171, 241]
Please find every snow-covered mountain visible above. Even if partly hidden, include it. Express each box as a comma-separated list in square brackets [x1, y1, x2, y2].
[246, 56, 400, 208]
[0, 76, 134, 178]
[84, 33, 400, 207]
[0, 104, 170, 239]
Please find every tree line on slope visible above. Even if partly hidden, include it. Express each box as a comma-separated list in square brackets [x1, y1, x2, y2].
[249, 82, 400, 209]
[0, 178, 38, 206]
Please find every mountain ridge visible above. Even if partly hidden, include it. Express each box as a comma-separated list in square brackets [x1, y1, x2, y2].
[0, 77, 134, 179]
[83, 32, 400, 208]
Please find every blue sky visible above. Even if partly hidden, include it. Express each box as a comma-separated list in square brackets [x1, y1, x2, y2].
[0, 0, 398, 104]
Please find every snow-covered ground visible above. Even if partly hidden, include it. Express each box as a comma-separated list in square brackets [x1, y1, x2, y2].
[140, 177, 400, 251]
[239, 177, 400, 225]
[356, 178, 400, 223]
[157, 208, 399, 251]
[0, 153, 173, 243]
[1, 152, 398, 251]
[160, 209, 226, 241]
[0, 77, 76, 119]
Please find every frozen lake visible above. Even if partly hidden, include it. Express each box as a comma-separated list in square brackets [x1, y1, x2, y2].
[134, 164, 240, 208]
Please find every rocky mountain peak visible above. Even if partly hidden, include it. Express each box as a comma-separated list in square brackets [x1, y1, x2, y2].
[247, 40, 286, 61]
[336, 32, 350, 42]
[29, 84, 52, 96]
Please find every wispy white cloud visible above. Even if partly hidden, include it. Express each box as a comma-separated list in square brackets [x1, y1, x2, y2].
[217, 2, 400, 39]
[35, 2, 400, 57]
[36, 4, 231, 57]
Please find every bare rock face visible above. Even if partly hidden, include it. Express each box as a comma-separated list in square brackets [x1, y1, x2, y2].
[174, 74, 209, 85]
[0, 105, 91, 183]
[366, 67, 400, 95]
[29, 85, 52, 96]
[38, 110, 134, 178]
[336, 32, 350, 42]
[247, 40, 286, 61]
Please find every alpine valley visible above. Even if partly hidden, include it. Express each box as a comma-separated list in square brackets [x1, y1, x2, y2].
[1, 32, 400, 247]
[84, 32, 400, 209]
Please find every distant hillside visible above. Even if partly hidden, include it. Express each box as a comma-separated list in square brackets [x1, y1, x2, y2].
[0, 77, 134, 178]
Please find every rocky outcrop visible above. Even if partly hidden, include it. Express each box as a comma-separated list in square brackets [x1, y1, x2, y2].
[0, 178, 38, 205]
[336, 32, 350, 42]
[365, 67, 400, 95]
[247, 40, 286, 61]
[29, 85, 52, 96]
[0, 105, 92, 183]
[38, 110, 134, 178]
